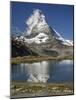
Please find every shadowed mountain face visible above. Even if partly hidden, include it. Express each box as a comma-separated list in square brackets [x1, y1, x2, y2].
[11, 38, 38, 57]
[11, 38, 60, 57]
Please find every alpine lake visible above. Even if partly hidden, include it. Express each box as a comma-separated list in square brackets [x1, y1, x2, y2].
[11, 59, 74, 98]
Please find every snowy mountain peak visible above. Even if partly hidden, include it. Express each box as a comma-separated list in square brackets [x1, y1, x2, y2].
[26, 9, 49, 35]
[15, 9, 73, 46]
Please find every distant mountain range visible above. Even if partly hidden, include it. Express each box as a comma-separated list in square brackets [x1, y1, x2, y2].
[11, 9, 73, 58]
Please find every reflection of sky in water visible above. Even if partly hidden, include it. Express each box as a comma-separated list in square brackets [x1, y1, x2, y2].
[11, 60, 73, 83]
[59, 60, 73, 65]
[48, 60, 73, 82]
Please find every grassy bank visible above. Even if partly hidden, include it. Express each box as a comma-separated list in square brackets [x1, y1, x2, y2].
[11, 55, 73, 64]
[10, 81, 74, 98]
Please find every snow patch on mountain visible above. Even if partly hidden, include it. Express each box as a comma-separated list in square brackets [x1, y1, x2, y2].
[53, 28, 64, 41]
[16, 33, 49, 44]
[62, 40, 73, 46]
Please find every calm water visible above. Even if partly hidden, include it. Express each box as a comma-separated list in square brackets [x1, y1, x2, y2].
[11, 60, 73, 83]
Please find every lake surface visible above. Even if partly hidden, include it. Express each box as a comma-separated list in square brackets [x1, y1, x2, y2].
[11, 60, 73, 83]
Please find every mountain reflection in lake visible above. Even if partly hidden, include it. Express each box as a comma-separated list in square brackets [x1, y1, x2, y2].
[11, 60, 73, 83]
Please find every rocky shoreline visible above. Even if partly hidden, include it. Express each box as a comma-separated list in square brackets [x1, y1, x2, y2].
[10, 81, 74, 98]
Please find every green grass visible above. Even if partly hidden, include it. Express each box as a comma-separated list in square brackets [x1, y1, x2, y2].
[11, 55, 73, 64]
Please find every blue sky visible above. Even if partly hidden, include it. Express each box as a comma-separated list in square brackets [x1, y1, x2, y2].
[11, 2, 74, 40]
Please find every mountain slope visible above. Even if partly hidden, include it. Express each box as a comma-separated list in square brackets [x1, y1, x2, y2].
[12, 9, 73, 57]
[11, 38, 38, 57]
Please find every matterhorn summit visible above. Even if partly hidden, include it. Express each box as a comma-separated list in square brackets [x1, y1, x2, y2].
[15, 9, 73, 46]
[26, 9, 50, 35]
